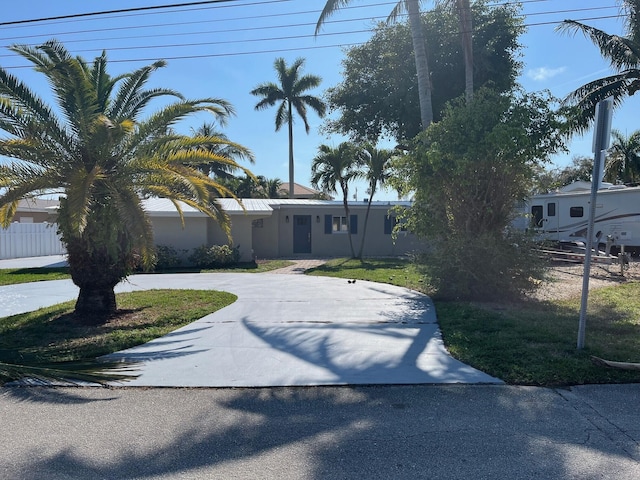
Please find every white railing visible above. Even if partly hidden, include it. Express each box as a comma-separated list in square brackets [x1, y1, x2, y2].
[0, 223, 66, 259]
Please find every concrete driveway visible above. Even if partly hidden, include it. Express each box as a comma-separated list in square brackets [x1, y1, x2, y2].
[0, 257, 501, 386]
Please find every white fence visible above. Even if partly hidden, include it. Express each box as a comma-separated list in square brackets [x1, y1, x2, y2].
[0, 223, 66, 259]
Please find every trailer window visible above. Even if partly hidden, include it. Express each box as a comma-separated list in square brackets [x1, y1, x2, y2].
[531, 205, 543, 228]
[547, 203, 556, 217]
[570, 206, 583, 217]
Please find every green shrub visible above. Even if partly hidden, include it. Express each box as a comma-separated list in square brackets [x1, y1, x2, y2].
[188, 244, 240, 268]
[152, 245, 183, 270]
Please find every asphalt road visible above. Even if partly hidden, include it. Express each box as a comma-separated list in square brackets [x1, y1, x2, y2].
[1, 384, 639, 479]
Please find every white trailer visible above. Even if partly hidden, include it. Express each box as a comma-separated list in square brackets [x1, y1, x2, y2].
[516, 181, 640, 253]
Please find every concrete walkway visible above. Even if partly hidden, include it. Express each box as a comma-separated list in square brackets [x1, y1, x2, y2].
[0, 256, 501, 386]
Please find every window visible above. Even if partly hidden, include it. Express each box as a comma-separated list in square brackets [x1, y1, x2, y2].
[547, 202, 556, 217]
[324, 214, 358, 234]
[332, 216, 348, 232]
[570, 206, 584, 218]
[384, 216, 407, 234]
[252, 219, 263, 228]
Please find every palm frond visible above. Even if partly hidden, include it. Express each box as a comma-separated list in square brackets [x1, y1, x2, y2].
[0, 359, 139, 386]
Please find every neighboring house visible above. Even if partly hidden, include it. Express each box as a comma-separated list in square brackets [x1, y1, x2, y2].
[145, 198, 422, 262]
[278, 182, 331, 199]
[14, 198, 59, 223]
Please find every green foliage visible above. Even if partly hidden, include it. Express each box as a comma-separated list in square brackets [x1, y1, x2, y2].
[0, 40, 254, 316]
[557, 0, 640, 133]
[188, 244, 240, 268]
[533, 155, 594, 193]
[152, 245, 183, 270]
[394, 88, 567, 300]
[604, 129, 640, 184]
[323, 1, 524, 142]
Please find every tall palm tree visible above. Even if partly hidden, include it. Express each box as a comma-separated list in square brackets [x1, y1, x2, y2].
[0, 40, 253, 320]
[311, 142, 362, 258]
[604, 129, 640, 184]
[190, 122, 254, 180]
[251, 58, 326, 198]
[557, 0, 640, 132]
[357, 145, 395, 258]
[445, 0, 474, 101]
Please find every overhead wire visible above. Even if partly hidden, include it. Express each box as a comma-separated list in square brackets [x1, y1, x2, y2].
[0, 0, 624, 67]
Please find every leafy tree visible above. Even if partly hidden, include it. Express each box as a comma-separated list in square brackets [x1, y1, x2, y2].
[251, 58, 326, 198]
[357, 144, 396, 258]
[392, 88, 566, 300]
[317, 0, 434, 129]
[190, 122, 254, 180]
[557, 0, 640, 132]
[311, 143, 362, 258]
[604, 129, 640, 184]
[264, 177, 284, 198]
[533, 155, 594, 193]
[323, 1, 523, 143]
[0, 40, 252, 320]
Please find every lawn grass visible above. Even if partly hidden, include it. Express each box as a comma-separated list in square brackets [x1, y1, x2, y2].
[0, 259, 293, 286]
[0, 289, 236, 366]
[307, 257, 640, 386]
[306, 257, 429, 293]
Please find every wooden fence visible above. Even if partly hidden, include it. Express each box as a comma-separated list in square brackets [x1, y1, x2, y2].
[0, 223, 66, 259]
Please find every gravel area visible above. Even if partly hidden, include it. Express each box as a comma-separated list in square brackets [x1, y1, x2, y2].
[529, 259, 640, 301]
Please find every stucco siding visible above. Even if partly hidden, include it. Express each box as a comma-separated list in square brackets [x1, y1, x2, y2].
[151, 216, 208, 256]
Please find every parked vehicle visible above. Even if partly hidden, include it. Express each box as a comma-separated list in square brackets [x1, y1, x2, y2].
[515, 181, 640, 254]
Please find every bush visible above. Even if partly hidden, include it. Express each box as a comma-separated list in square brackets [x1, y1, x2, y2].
[152, 245, 182, 271]
[188, 244, 240, 268]
[418, 231, 547, 301]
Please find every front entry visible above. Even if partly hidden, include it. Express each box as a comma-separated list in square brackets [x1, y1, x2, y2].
[293, 215, 312, 254]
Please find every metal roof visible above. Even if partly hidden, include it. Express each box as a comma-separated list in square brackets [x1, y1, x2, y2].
[142, 197, 411, 217]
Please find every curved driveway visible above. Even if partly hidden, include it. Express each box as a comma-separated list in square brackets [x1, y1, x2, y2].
[0, 270, 502, 386]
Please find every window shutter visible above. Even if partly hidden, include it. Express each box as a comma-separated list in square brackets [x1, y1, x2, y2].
[384, 216, 392, 235]
[350, 214, 358, 234]
[325, 215, 332, 234]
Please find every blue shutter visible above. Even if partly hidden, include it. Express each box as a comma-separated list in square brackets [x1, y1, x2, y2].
[384, 216, 392, 235]
[325, 215, 332, 234]
[350, 215, 358, 234]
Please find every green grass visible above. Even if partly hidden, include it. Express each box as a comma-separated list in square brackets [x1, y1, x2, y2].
[307, 257, 640, 386]
[0, 259, 293, 286]
[0, 267, 71, 285]
[306, 257, 429, 293]
[0, 289, 236, 366]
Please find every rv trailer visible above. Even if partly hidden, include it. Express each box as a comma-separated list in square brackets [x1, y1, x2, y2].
[516, 181, 640, 253]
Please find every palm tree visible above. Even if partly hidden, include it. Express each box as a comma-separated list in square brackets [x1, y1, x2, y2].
[318, 0, 438, 129]
[264, 178, 284, 198]
[190, 122, 254, 180]
[0, 40, 253, 320]
[357, 145, 396, 258]
[311, 143, 362, 258]
[251, 58, 326, 198]
[604, 129, 640, 184]
[557, 0, 640, 132]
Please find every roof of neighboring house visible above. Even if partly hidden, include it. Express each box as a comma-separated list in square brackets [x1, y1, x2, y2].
[278, 183, 330, 199]
[17, 198, 60, 212]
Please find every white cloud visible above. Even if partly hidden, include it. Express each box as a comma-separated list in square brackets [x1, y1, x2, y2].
[527, 66, 567, 82]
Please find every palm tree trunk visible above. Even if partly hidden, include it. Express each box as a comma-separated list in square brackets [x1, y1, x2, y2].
[457, 0, 474, 102]
[357, 186, 376, 259]
[75, 286, 117, 320]
[288, 100, 295, 198]
[407, 0, 434, 130]
[342, 188, 356, 258]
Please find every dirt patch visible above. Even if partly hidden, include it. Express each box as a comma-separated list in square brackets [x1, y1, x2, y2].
[528, 259, 640, 302]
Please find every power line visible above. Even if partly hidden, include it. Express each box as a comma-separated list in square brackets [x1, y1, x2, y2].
[0, 1, 624, 68]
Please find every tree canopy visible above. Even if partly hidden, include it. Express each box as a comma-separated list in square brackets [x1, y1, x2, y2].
[323, 1, 524, 143]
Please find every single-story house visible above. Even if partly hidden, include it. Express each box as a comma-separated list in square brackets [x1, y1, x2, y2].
[14, 199, 59, 223]
[144, 198, 422, 261]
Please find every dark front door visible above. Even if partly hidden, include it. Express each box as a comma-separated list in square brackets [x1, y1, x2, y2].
[293, 215, 312, 254]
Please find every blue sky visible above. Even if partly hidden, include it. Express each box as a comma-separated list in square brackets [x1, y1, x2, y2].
[1, 0, 636, 200]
